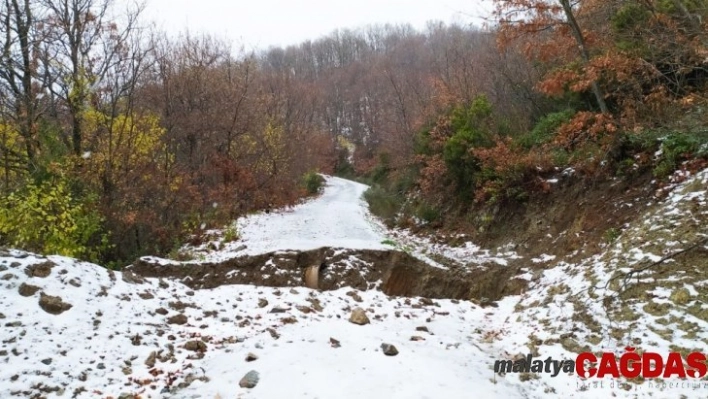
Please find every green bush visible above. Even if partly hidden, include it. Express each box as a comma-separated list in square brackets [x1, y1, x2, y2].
[653, 131, 708, 177]
[517, 110, 575, 149]
[0, 176, 109, 261]
[302, 171, 325, 195]
[414, 202, 441, 224]
[363, 185, 404, 222]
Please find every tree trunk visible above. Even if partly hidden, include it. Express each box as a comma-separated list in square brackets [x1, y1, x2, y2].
[559, 0, 609, 114]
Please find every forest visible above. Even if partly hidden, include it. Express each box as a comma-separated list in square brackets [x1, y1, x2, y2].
[1, 0, 707, 266]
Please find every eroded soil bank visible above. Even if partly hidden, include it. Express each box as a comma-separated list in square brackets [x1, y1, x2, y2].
[128, 248, 527, 301]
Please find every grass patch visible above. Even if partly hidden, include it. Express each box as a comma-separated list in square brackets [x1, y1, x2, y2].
[302, 171, 325, 195]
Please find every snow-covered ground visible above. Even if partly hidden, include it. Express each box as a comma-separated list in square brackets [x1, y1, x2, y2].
[183, 176, 390, 262]
[1, 173, 707, 398]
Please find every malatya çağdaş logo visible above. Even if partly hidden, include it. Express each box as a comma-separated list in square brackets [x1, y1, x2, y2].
[494, 348, 708, 379]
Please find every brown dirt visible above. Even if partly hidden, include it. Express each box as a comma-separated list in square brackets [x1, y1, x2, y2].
[441, 171, 657, 264]
[128, 247, 526, 301]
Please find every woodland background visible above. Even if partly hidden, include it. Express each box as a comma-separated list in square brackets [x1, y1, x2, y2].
[1, 0, 707, 266]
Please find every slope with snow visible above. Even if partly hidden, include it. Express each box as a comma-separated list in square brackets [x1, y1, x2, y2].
[1, 172, 707, 399]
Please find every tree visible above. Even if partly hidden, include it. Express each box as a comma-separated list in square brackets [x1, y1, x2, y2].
[493, 0, 609, 114]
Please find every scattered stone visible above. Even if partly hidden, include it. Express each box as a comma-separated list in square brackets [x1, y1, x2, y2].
[419, 298, 435, 306]
[290, 288, 299, 295]
[158, 279, 169, 289]
[5, 321, 22, 327]
[39, 293, 73, 315]
[269, 306, 290, 314]
[186, 291, 195, 296]
[97, 363, 105, 370]
[0, 313, 5, 319]
[415, 326, 429, 333]
[121, 366, 132, 376]
[121, 269, 145, 284]
[349, 308, 370, 325]
[184, 340, 207, 352]
[167, 314, 188, 325]
[168, 301, 195, 310]
[258, 298, 268, 308]
[41, 358, 52, 365]
[131, 334, 142, 346]
[25, 261, 55, 278]
[346, 291, 363, 303]
[296, 305, 312, 314]
[266, 328, 280, 339]
[10, 262, 21, 268]
[18, 283, 40, 297]
[68, 278, 81, 288]
[306, 298, 324, 312]
[410, 336, 426, 342]
[239, 370, 260, 388]
[1, 273, 16, 280]
[155, 308, 169, 315]
[245, 353, 258, 362]
[330, 337, 341, 348]
[281, 316, 298, 324]
[0, 350, 7, 356]
[381, 343, 399, 356]
[138, 291, 154, 300]
[145, 351, 157, 368]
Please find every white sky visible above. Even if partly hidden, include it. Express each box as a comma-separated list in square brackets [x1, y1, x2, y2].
[141, 0, 492, 50]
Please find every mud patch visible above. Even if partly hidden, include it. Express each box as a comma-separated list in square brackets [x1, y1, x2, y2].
[128, 248, 526, 301]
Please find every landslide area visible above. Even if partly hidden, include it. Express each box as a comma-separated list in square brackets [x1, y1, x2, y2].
[128, 247, 527, 302]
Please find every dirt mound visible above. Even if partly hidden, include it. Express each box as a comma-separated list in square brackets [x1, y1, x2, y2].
[128, 248, 527, 301]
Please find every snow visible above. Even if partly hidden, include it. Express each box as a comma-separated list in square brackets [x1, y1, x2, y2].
[1, 169, 708, 398]
[181, 176, 390, 262]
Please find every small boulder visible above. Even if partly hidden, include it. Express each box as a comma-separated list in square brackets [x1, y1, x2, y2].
[25, 261, 55, 278]
[239, 370, 260, 388]
[258, 298, 269, 308]
[38, 293, 72, 315]
[167, 314, 188, 325]
[184, 340, 207, 352]
[349, 308, 370, 325]
[381, 343, 399, 356]
[245, 353, 258, 362]
[18, 283, 40, 297]
[121, 269, 145, 285]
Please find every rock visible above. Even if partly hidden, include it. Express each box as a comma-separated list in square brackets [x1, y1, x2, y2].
[121, 366, 132, 375]
[97, 363, 105, 370]
[41, 358, 52, 365]
[18, 283, 40, 297]
[158, 279, 169, 289]
[1, 273, 16, 280]
[381, 343, 399, 356]
[349, 308, 370, 325]
[258, 299, 268, 308]
[0, 313, 5, 319]
[25, 261, 55, 278]
[269, 306, 289, 313]
[415, 326, 429, 333]
[184, 340, 207, 352]
[330, 337, 341, 348]
[167, 314, 188, 325]
[0, 350, 7, 356]
[38, 293, 72, 315]
[155, 307, 169, 315]
[290, 288, 299, 295]
[346, 291, 363, 303]
[138, 291, 154, 300]
[410, 336, 425, 341]
[68, 278, 81, 287]
[121, 269, 145, 285]
[296, 306, 312, 314]
[5, 321, 22, 327]
[145, 351, 157, 368]
[186, 291, 195, 296]
[239, 370, 260, 388]
[419, 298, 435, 306]
[245, 353, 258, 362]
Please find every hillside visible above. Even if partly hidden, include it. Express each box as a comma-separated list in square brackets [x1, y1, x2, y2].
[1, 173, 707, 398]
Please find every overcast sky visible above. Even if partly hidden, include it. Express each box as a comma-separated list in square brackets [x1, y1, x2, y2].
[141, 0, 492, 50]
